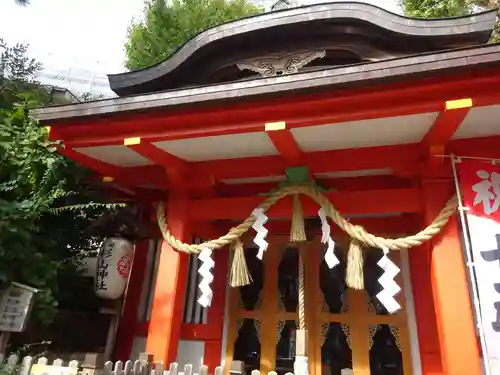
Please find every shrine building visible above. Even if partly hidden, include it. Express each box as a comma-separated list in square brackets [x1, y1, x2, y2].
[32, 3, 500, 375]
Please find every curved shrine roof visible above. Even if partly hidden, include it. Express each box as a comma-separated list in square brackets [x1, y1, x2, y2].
[108, 2, 497, 97]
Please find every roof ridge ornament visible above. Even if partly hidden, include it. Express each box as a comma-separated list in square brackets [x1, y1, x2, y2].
[271, 0, 298, 11]
[237, 50, 326, 77]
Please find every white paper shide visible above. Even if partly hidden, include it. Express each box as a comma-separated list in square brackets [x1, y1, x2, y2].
[318, 208, 339, 269]
[197, 247, 215, 308]
[376, 246, 401, 314]
[252, 208, 269, 260]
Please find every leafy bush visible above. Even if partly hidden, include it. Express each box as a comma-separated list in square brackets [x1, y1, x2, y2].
[0, 38, 124, 323]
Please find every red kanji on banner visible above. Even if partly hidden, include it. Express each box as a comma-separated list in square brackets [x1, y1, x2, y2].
[459, 160, 500, 221]
[457, 159, 500, 375]
[116, 254, 131, 279]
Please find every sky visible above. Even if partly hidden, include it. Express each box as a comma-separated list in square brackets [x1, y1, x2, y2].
[0, 0, 400, 95]
[0, 0, 145, 73]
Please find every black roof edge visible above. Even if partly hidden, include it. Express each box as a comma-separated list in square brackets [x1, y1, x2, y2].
[108, 2, 497, 96]
[32, 42, 500, 122]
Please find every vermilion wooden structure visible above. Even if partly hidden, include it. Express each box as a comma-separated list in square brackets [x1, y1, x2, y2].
[33, 3, 500, 375]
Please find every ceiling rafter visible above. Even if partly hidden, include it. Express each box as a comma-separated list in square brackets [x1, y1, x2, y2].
[59, 147, 168, 189]
[265, 123, 304, 167]
[126, 139, 189, 186]
[61, 147, 120, 178]
[420, 98, 472, 174]
[58, 134, 500, 199]
[422, 107, 471, 148]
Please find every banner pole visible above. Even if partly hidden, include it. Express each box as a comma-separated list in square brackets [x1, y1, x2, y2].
[450, 153, 491, 375]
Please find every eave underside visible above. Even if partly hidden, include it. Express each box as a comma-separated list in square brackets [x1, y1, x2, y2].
[35, 56, 500, 221]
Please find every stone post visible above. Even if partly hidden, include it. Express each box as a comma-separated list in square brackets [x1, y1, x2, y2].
[139, 353, 154, 375]
[229, 361, 245, 375]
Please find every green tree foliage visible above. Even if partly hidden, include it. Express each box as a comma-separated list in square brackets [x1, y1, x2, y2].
[402, 0, 470, 18]
[401, 0, 498, 19]
[401, 0, 499, 41]
[0, 38, 123, 323]
[125, 0, 263, 70]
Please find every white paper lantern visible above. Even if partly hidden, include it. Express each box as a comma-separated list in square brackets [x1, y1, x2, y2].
[95, 237, 134, 299]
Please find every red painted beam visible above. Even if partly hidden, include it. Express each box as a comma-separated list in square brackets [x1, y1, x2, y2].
[420, 106, 469, 175]
[217, 214, 420, 236]
[192, 137, 500, 184]
[122, 143, 425, 191]
[87, 175, 137, 197]
[61, 135, 500, 198]
[187, 188, 421, 220]
[191, 143, 420, 182]
[181, 324, 220, 340]
[127, 142, 188, 185]
[119, 144, 418, 189]
[60, 147, 168, 189]
[215, 175, 414, 197]
[422, 108, 470, 148]
[448, 135, 500, 159]
[61, 147, 122, 179]
[48, 71, 500, 147]
[266, 129, 304, 166]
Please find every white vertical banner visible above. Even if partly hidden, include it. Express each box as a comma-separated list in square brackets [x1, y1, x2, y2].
[457, 159, 500, 375]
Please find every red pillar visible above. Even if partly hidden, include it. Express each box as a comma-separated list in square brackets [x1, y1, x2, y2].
[409, 239, 442, 375]
[410, 181, 442, 375]
[146, 191, 190, 363]
[422, 180, 481, 375]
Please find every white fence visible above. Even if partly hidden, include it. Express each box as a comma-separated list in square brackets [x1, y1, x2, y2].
[102, 359, 223, 375]
[0, 354, 295, 375]
[0, 354, 224, 375]
[0, 355, 78, 375]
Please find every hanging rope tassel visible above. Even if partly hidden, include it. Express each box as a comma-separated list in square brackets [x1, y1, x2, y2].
[295, 245, 309, 375]
[346, 238, 365, 290]
[230, 238, 252, 287]
[291, 193, 309, 374]
[290, 193, 307, 243]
